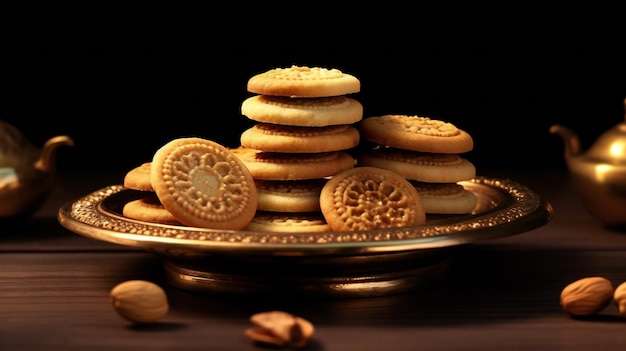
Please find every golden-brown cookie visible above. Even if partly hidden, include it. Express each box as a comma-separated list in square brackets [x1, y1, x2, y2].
[246, 65, 360, 97]
[241, 95, 363, 127]
[254, 179, 325, 213]
[358, 115, 474, 154]
[320, 166, 426, 231]
[410, 181, 478, 214]
[244, 211, 331, 233]
[122, 193, 182, 225]
[357, 147, 476, 183]
[151, 137, 257, 230]
[230, 147, 356, 181]
[240, 123, 360, 153]
[123, 162, 153, 191]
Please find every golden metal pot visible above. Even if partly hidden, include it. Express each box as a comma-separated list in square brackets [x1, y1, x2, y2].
[550, 99, 626, 229]
[0, 121, 73, 220]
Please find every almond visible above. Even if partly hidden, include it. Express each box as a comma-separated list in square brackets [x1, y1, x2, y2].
[560, 276, 613, 316]
[613, 281, 626, 317]
[110, 280, 169, 324]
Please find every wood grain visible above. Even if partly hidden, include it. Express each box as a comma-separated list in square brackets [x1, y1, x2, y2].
[3, 170, 626, 350]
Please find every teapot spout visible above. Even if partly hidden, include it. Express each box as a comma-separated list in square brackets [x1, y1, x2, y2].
[550, 124, 582, 161]
[34, 135, 74, 173]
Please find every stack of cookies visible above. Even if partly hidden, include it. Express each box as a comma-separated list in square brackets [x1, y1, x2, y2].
[122, 161, 183, 226]
[119, 66, 482, 233]
[122, 137, 258, 230]
[232, 65, 364, 232]
[356, 114, 479, 215]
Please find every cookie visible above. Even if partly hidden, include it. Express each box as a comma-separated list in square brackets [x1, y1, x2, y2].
[240, 123, 360, 153]
[122, 193, 182, 225]
[246, 65, 360, 97]
[320, 166, 426, 231]
[358, 115, 474, 154]
[241, 95, 363, 127]
[151, 137, 257, 230]
[410, 181, 478, 214]
[357, 147, 476, 183]
[244, 211, 331, 233]
[123, 162, 153, 191]
[230, 147, 356, 181]
[255, 179, 325, 212]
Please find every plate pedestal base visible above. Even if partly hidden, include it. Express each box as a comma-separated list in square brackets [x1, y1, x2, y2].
[162, 252, 456, 298]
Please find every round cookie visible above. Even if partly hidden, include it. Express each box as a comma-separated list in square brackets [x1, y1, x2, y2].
[255, 179, 325, 212]
[320, 166, 426, 231]
[151, 137, 257, 230]
[358, 115, 474, 154]
[241, 95, 363, 127]
[244, 211, 331, 233]
[123, 162, 153, 191]
[240, 123, 360, 153]
[246, 65, 361, 97]
[122, 193, 182, 225]
[357, 147, 476, 183]
[230, 147, 356, 181]
[410, 181, 478, 215]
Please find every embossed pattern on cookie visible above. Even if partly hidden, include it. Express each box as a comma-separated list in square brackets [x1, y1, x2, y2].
[320, 167, 426, 231]
[247, 65, 361, 97]
[151, 138, 257, 230]
[359, 115, 474, 154]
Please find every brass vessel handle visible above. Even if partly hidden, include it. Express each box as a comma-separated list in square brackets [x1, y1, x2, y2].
[34, 135, 74, 173]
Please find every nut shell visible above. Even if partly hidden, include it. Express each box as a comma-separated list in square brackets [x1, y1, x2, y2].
[110, 280, 169, 324]
[245, 310, 314, 348]
[613, 281, 626, 316]
[560, 276, 613, 316]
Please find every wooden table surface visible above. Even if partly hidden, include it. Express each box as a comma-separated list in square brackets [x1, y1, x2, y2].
[3, 169, 626, 351]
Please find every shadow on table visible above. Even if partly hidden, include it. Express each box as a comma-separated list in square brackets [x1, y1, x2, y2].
[0, 217, 137, 252]
[159, 245, 626, 327]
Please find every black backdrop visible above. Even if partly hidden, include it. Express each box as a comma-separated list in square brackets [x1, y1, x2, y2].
[3, 2, 626, 175]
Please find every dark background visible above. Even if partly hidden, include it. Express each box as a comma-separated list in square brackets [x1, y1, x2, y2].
[2, 1, 626, 176]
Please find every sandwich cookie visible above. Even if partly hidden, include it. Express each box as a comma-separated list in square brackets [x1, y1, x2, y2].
[122, 193, 182, 225]
[358, 115, 474, 154]
[240, 123, 360, 153]
[357, 146, 476, 183]
[244, 211, 331, 233]
[230, 147, 356, 181]
[241, 95, 363, 127]
[255, 179, 325, 213]
[246, 65, 360, 97]
[410, 181, 478, 215]
[123, 162, 153, 192]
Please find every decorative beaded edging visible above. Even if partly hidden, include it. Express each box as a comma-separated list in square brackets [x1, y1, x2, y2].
[68, 177, 541, 245]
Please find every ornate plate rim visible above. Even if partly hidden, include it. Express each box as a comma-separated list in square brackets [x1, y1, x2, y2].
[57, 176, 553, 257]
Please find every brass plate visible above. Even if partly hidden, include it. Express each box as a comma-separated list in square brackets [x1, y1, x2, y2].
[58, 177, 553, 297]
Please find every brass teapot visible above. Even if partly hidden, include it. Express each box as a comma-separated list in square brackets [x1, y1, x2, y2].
[0, 120, 73, 220]
[550, 99, 626, 229]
